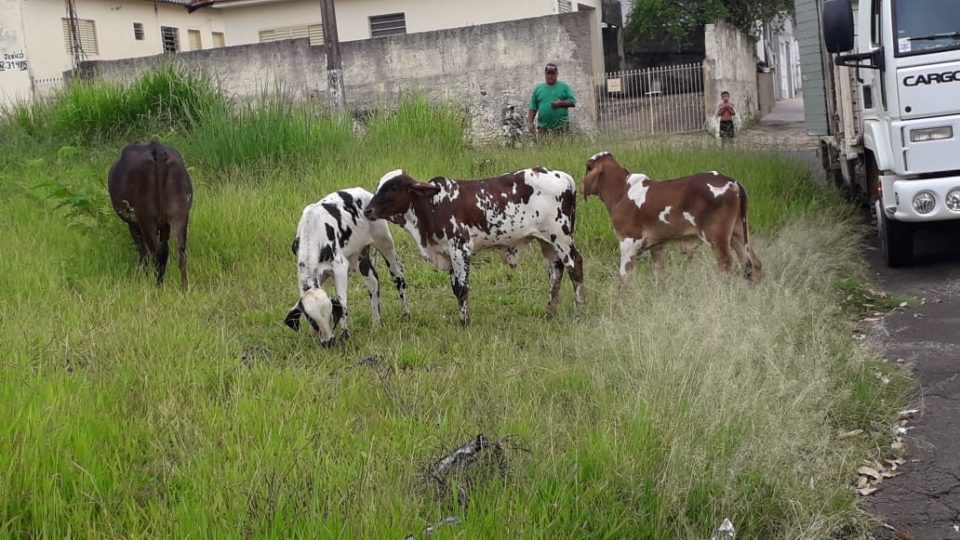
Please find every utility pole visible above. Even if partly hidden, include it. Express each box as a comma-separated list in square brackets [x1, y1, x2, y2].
[320, 0, 345, 110]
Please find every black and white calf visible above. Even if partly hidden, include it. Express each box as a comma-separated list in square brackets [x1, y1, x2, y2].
[284, 188, 410, 345]
[364, 168, 584, 325]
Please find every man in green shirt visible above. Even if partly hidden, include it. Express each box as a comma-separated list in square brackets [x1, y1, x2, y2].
[527, 63, 577, 136]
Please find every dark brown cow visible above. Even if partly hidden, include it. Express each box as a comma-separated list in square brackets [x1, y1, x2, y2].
[582, 152, 761, 282]
[364, 167, 584, 325]
[108, 141, 193, 290]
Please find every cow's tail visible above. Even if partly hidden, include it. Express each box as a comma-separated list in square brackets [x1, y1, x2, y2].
[737, 181, 750, 247]
[737, 181, 762, 281]
[151, 142, 168, 211]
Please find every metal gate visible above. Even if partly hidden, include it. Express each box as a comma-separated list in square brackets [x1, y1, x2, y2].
[594, 63, 706, 135]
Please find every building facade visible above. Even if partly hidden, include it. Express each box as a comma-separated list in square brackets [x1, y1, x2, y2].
[0, 0, 605, 108]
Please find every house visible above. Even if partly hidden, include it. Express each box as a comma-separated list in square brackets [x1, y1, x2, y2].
[1, 0, 224, 106]
[0, 0, 610, 108]
[755, 14, 802, 101]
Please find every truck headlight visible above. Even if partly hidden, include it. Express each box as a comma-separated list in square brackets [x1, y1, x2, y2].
[913, 192, 937, 214]
[910, 126, 953, 142]
[947, 189, 960, 212]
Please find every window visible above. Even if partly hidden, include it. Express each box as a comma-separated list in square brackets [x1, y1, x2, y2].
[188, 29, 201, 50]
[61, 18, 98, 56]
[894, 0, 960, 56]
[161, 26, 179, 53]
[258, 24, 323, 46]
[370, 13, 406, 38]
[134, 22, 144, 41]
[212, 32, 225, 47]
[558, 0, 572, 13]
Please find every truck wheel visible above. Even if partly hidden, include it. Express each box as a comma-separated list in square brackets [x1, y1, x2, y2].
[876, 202, 913, 267]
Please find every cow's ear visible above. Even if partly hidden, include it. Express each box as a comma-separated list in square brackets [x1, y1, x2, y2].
[581, 164, 603, 199]
[284, 301, 303, 331]
[410, 183, 442, 198]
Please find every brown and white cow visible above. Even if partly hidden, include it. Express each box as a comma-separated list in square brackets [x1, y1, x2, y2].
[364, 168, 584, 325]
[582, 152, 762, 282]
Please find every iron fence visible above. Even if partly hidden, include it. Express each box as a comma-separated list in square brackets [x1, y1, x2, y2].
[594, 63, 706, 135]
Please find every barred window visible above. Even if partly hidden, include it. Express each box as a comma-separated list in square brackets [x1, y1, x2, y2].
[161, 26, 179, 53]
[370, 13, 406, 38]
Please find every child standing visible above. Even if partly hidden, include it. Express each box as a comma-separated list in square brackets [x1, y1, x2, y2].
[716, 91, 736, 140]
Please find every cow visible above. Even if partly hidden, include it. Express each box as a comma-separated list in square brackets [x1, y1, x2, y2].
[107, 141, 192, 290]
[363, 168, 584, 325]
[582, 152, 762, 282]
[284, 187, 410, 346]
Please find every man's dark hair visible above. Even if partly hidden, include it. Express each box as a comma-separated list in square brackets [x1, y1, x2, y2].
[721, 91, 730, 97]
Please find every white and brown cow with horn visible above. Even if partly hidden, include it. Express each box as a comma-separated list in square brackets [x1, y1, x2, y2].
[582, 152, 762, 282]
[364, 167, 584, 325]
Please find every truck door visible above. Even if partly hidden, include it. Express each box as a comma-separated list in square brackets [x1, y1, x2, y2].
[861, 0, 886, 112]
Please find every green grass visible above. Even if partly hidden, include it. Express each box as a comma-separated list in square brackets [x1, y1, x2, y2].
[0, 68, 909, 538]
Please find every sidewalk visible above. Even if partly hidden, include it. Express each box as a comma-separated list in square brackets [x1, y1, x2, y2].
[737, 97, 818, 149]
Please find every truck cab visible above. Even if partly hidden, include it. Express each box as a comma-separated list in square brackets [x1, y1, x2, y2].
[818, 0, 960, 265]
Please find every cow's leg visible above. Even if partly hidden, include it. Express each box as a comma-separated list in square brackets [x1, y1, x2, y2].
[731, 226, 762, 282]
[537, 240, 564, 314]
[545, 236, 584, 307]
[650, 244, 668, 281]
[172, 217, 189, 291]
[126, 222, 149, 270]
[358, 246, 382, 326]
[618, 237, 644, 286]
[331, 259, 351, 341]
[371, 224, 411, 321]
[156, 224, 171, 288]
[449, 249, 471, 326]
[709, 235, 735, 275]
[679, 238, 702, 262]
[135, 215, 161, 287]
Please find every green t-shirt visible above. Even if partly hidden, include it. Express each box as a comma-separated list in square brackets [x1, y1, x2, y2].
[528, 82, 576, 129]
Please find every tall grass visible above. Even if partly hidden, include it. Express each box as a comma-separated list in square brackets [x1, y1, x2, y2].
[186, 98, 355, 173]
[0, 72, 907, 537]
[1, 62, 222, 142]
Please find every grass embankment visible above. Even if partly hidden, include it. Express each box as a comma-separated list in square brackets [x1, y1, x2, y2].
[0, 64, 908, 538]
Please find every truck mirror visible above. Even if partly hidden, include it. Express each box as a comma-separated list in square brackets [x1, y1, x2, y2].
[822, 0, 855, 53]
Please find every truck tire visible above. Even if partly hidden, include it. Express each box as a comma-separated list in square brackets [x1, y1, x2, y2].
[876, 202, 913, 267]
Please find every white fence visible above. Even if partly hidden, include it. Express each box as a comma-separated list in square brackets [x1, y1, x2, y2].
[33, 77, 64, 99]
[594, 63, 706, 135]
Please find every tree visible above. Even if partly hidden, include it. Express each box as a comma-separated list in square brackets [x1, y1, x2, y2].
[625, 0, 794, 47]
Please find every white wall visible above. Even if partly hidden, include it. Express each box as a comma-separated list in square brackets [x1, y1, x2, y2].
[0, 0, 33, 107]
[219, 0, 604, 73]
[78, 12, 599, 141]
[19, 0, 225, 81]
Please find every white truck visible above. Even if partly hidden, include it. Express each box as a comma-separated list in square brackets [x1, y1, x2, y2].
[795, 0, 960, 266]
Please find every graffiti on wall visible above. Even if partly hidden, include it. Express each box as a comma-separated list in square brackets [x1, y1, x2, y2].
[1, 50, 28, 72]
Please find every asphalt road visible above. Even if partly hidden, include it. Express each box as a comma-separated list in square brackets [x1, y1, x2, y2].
[866, 221, 960, 540]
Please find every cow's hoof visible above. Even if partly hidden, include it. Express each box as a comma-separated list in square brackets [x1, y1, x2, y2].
[400, 312, 412, 323]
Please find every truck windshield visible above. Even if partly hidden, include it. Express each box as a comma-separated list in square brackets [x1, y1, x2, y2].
[895, 0, 960, 55]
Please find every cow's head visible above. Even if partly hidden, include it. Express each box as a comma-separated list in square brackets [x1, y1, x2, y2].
[582, 151, 620, 199]
[284, 288, 339, 347]
[364, 169, 441, 223]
